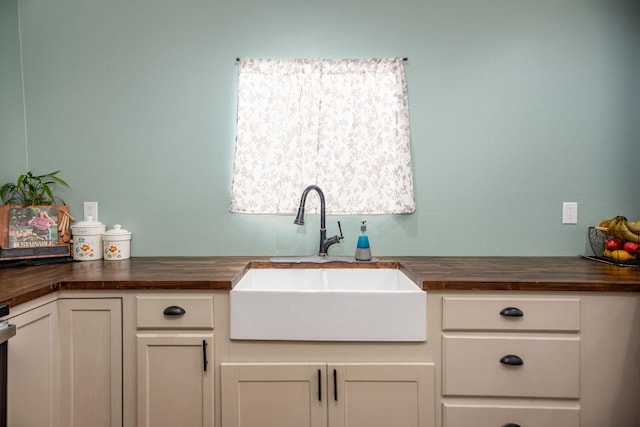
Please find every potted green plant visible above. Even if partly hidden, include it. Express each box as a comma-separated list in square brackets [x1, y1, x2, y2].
[0, 170, 74, 261]
[0, 170, 70, 206]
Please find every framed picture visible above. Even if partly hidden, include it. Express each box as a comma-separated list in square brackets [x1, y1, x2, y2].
[7, 206, 59, 248]
[0, 205, 71, 261]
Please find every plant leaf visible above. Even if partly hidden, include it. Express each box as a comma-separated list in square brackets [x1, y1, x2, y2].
[1, 170, 70, 206]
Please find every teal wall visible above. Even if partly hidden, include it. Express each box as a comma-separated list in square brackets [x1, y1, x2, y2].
[0, 0, 27, 178]
[1, 0, 639, 256]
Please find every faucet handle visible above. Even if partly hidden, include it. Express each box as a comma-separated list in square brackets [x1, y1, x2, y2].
[337, 221, 344, 240]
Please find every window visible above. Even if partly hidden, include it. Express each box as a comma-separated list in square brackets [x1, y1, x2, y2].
[230, 58, 415, 215]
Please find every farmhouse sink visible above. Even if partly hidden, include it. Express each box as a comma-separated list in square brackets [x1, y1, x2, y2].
[229, 268, 427, 341]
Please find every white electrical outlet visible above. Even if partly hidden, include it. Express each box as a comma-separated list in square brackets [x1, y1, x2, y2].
[562, 202, 578, 224]
[83, 201, 98, 221]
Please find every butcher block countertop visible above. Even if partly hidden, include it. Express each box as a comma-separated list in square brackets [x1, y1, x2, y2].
[1, 256, 639, 307]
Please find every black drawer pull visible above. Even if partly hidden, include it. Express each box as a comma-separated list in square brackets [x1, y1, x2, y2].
[500, 307, 523, 317]
[500, 354, 524, 366]
[202, 340, 208, 372]
[163, 305, 186, 316]
[318, 369, 322, 401]
[502, 424, 521, 427]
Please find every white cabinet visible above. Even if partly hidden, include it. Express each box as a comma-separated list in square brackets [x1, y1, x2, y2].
[221, 363, 325, 427]
[58, 298, 122, 427]
[6, 299, 59, 427]
[443, 335, 580, 398]
[6, 281, 639, 427]
[5, 296, 122, 427]
[136, 295, 214, 427]
[221, 362, 435, 427]
[442, 402, 581, 427]
[440, 295, 582, 427]
[329, 363, 434, 427]
[441, 297, 581, 332]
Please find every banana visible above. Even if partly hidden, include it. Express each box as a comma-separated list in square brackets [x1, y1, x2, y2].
[599, 218, 613, 228]
[617, 221, 640, 243]
[627, 219, 640, 235]
[605, 216, 621, 238]
[603, 249, 636, 262]
[598, 215, 640, 241]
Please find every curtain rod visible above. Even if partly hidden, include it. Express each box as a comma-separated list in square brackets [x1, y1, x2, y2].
[235, 57, 408, 62]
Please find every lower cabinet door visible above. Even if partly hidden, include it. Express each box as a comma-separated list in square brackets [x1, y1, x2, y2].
[221, 363, 435, 427]
[58, 298, 122, 427]
[221, 363, 327, 427]
[137, 334, 214, 427]
[329, 363, 435, 427]
[442, 402, 580, 427]
[7, 301, 59, 427]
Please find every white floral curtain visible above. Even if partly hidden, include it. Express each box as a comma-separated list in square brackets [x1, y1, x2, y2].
[229, 58, 415, 214]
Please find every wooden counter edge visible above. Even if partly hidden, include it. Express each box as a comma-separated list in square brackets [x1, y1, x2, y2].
[3, 256, 640, 308]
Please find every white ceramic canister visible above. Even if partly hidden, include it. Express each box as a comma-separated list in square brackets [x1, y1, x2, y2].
[71, 216, 106, 261]
[102, 224, 132, 261]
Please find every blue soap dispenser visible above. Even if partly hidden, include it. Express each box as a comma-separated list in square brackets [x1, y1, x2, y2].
[355, 221, 372, 261]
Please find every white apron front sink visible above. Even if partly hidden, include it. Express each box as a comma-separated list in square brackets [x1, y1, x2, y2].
[229, 268, 427, 342]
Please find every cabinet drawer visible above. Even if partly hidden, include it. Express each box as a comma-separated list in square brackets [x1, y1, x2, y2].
[443, 402, 580, 427]
[443, 335, 579, 398]
[442, 297, 580, 331]
[136, 296, 214, 329]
